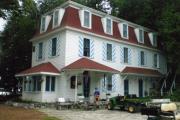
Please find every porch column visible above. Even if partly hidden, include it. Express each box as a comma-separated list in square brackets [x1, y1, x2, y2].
[74, 74, 78, 103]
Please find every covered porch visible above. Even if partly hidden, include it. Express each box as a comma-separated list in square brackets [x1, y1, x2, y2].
[121, 67, 163, 97]
[62, 58, 119, 103]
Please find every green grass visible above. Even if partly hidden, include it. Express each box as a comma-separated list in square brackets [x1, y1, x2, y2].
[43, 116, 61, 120]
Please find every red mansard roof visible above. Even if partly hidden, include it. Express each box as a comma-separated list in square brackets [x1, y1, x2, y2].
[32, 6, 162, 49]
[62, 58, 119, 73]
[121, 67, 162, 77]
[16, 62, 60, 76]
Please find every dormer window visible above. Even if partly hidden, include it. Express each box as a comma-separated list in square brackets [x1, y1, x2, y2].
[139, 29, 144, 43]
[119, 23, 129, 39]
[53, 10, 59, 28]
[41, 16, 46, 32]
[148, 32, 157, 47]
[79, 9, 92, 29]
[106, 18, 112, 34]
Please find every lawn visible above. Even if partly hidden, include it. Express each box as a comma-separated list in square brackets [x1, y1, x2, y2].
[0, 104, 60, 120]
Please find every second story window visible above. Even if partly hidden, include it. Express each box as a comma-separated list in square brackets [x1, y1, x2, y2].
[153, 34, 157, 47]
[83, 38, 90, 57]
[41, 17, 46, 32]
[140, 51, 145, 66]
[106, 18, 112, 34]
[53, 10, 59, 28]
[123, 24, 128, 39]
[123, 47, 128, 63]
[52, 38, 57, 56]
[139, 29, 144, 43]
[107, 43, 112, 61]
[84, 10, 90, 28]
[154, 54, 159, 68]
[38, 42, 43, 60]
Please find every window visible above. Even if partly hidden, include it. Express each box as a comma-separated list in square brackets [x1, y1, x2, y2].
[153, 34, 157, 46]
[122, 24, 128, 38]
[106, 18, 112, 34]
[45, 76, 56, 92]
[139, 29, 144, 43]
[52, 38, 57, 56]
[123, 47, 128, 63]
[83, 11, 90, 28]
[53, 10, 59, 27]
[70, 76, 76, 89]
[107, 75, 112, 91]
[83, 38, 90, 57]
[41, 17, 46, 32]
[140, 51, 145, 65]
[154, 54, 158, 68]
[24, 76, 41, 92]
[106, 43, 112, 61]
[32, 46, 35, 52]
[38, 42, 43, 60]
[124, 79, 129, 96]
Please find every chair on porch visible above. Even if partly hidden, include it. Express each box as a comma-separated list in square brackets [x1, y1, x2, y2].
[56, 98, 73, 110]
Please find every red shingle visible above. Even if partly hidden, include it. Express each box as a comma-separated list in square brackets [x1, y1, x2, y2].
[63, 58, 119, 73]
[121, 67, 162, 76]
[16, 62, 60, 76]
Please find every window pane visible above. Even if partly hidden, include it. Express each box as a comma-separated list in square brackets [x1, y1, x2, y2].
[153, 34, 157, 46]
[84, 11, 90, 27]
[70, 76, 76, 89]
[123, 24, 128, 38]
[46, 76, 50, 91]
[37, 76, 41, 91]
[140, 51, 144, 65]
[41, 17, 45, 31]
[154, 54, 157, 67]
[139, 30, 144, 42]
[33, 77, 36, 91]
[124, 47, 128, 63]
[38, 42, 43, 59]
[83, 38, 90, 57]
[106, 18, 112, 34]
[54, 11, 59, 26]
[107, 75, 112, 91]
[51, 77, 55, 91]
[107, 44, 112, 61]
[52, 38, 57, 56]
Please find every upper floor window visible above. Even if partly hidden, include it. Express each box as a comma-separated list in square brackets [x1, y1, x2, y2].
[140, 51, 145, 66]
[122, 24, 128, 39]
[51, 38, 57, 56]
[38, 42, 43, 60]
[41, 17, 46, 32]
[106, 43, 112, 61]
[123, 47, 128, 63]
[84, 10, 91, 28]
[154, 54, 157, 68]
[45, 76, 55, 92]
[53, 10, 59, 28]
[153, 34, 157, 47]
[83, 38, 90, 57]
[107, 75, 112, 91]
[139, 29, 144, 43]
[106, 18, 112, 34]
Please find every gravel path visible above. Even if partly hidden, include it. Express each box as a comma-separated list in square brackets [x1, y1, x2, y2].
[39, 109, 148, 120]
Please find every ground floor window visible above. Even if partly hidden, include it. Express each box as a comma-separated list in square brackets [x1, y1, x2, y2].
[46, 76, 56, 92]
[124, 79, 129, 96]
[24, 76, 42, 92]
[70, 76, 76, 89]
[107, 75, 112, 91]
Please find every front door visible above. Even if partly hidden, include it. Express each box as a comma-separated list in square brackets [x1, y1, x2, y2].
[83, 71, 90, 98]
[139, 79, 143, 97]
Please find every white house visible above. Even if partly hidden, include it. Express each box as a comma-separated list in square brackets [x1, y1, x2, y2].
[16, 1, 167, 103]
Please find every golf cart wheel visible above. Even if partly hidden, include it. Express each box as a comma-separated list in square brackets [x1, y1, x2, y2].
[128, 105, 136, 113]
[107, 103, 113, 110]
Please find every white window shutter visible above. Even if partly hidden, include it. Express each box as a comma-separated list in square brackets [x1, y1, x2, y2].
[128, 48, 132, 64]
[56, 38, 61, 56]
[90, 39, 94, 59]
[78, 36, 83, 57]
[138, 51, 141, 66]
[35, 45, 39, 61]
[101, 75, 106, 92]
[112, 75, 116, 92]
[48, 40, 52, 57]
[112, 44, 116, 62]
[102, 42, 106, 61]
[120, 46, 124, 63]
[144, 52, 147, 65]
[42, 43, 46, 60]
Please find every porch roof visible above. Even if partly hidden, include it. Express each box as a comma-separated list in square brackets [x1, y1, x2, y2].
[62, 58, 119, 73]
[15, 62, 60, 77]
[121, 67, 163, 77]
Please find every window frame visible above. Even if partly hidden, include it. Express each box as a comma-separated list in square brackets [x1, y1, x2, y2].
[107, 75, 112, 91]
[139, 29, 144, 43]
[153, 34, 157, 47]
[53, 10, 59, 28]
[106, 43, 112, 61]
[38, 42, 43, 60]
[122, 23, 129, 39]
[40, 16, 46, 33]
[140, 51, 145, 66]
[45, 76, 56, 92]
[123, 47, 128, 63]
[83, 10, 91, 29]
[83, 38, 90, 57]
[106, 18, 113, 35]
[51, 37, 57, 57]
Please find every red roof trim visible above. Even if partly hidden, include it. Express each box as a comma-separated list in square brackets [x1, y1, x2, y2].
[16, 62, 60, 76]
[121, 67, 162, 76]
[62, 58, 119, 73]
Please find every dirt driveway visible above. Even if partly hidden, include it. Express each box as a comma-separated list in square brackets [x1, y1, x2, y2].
[40, 109, 148, 120]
